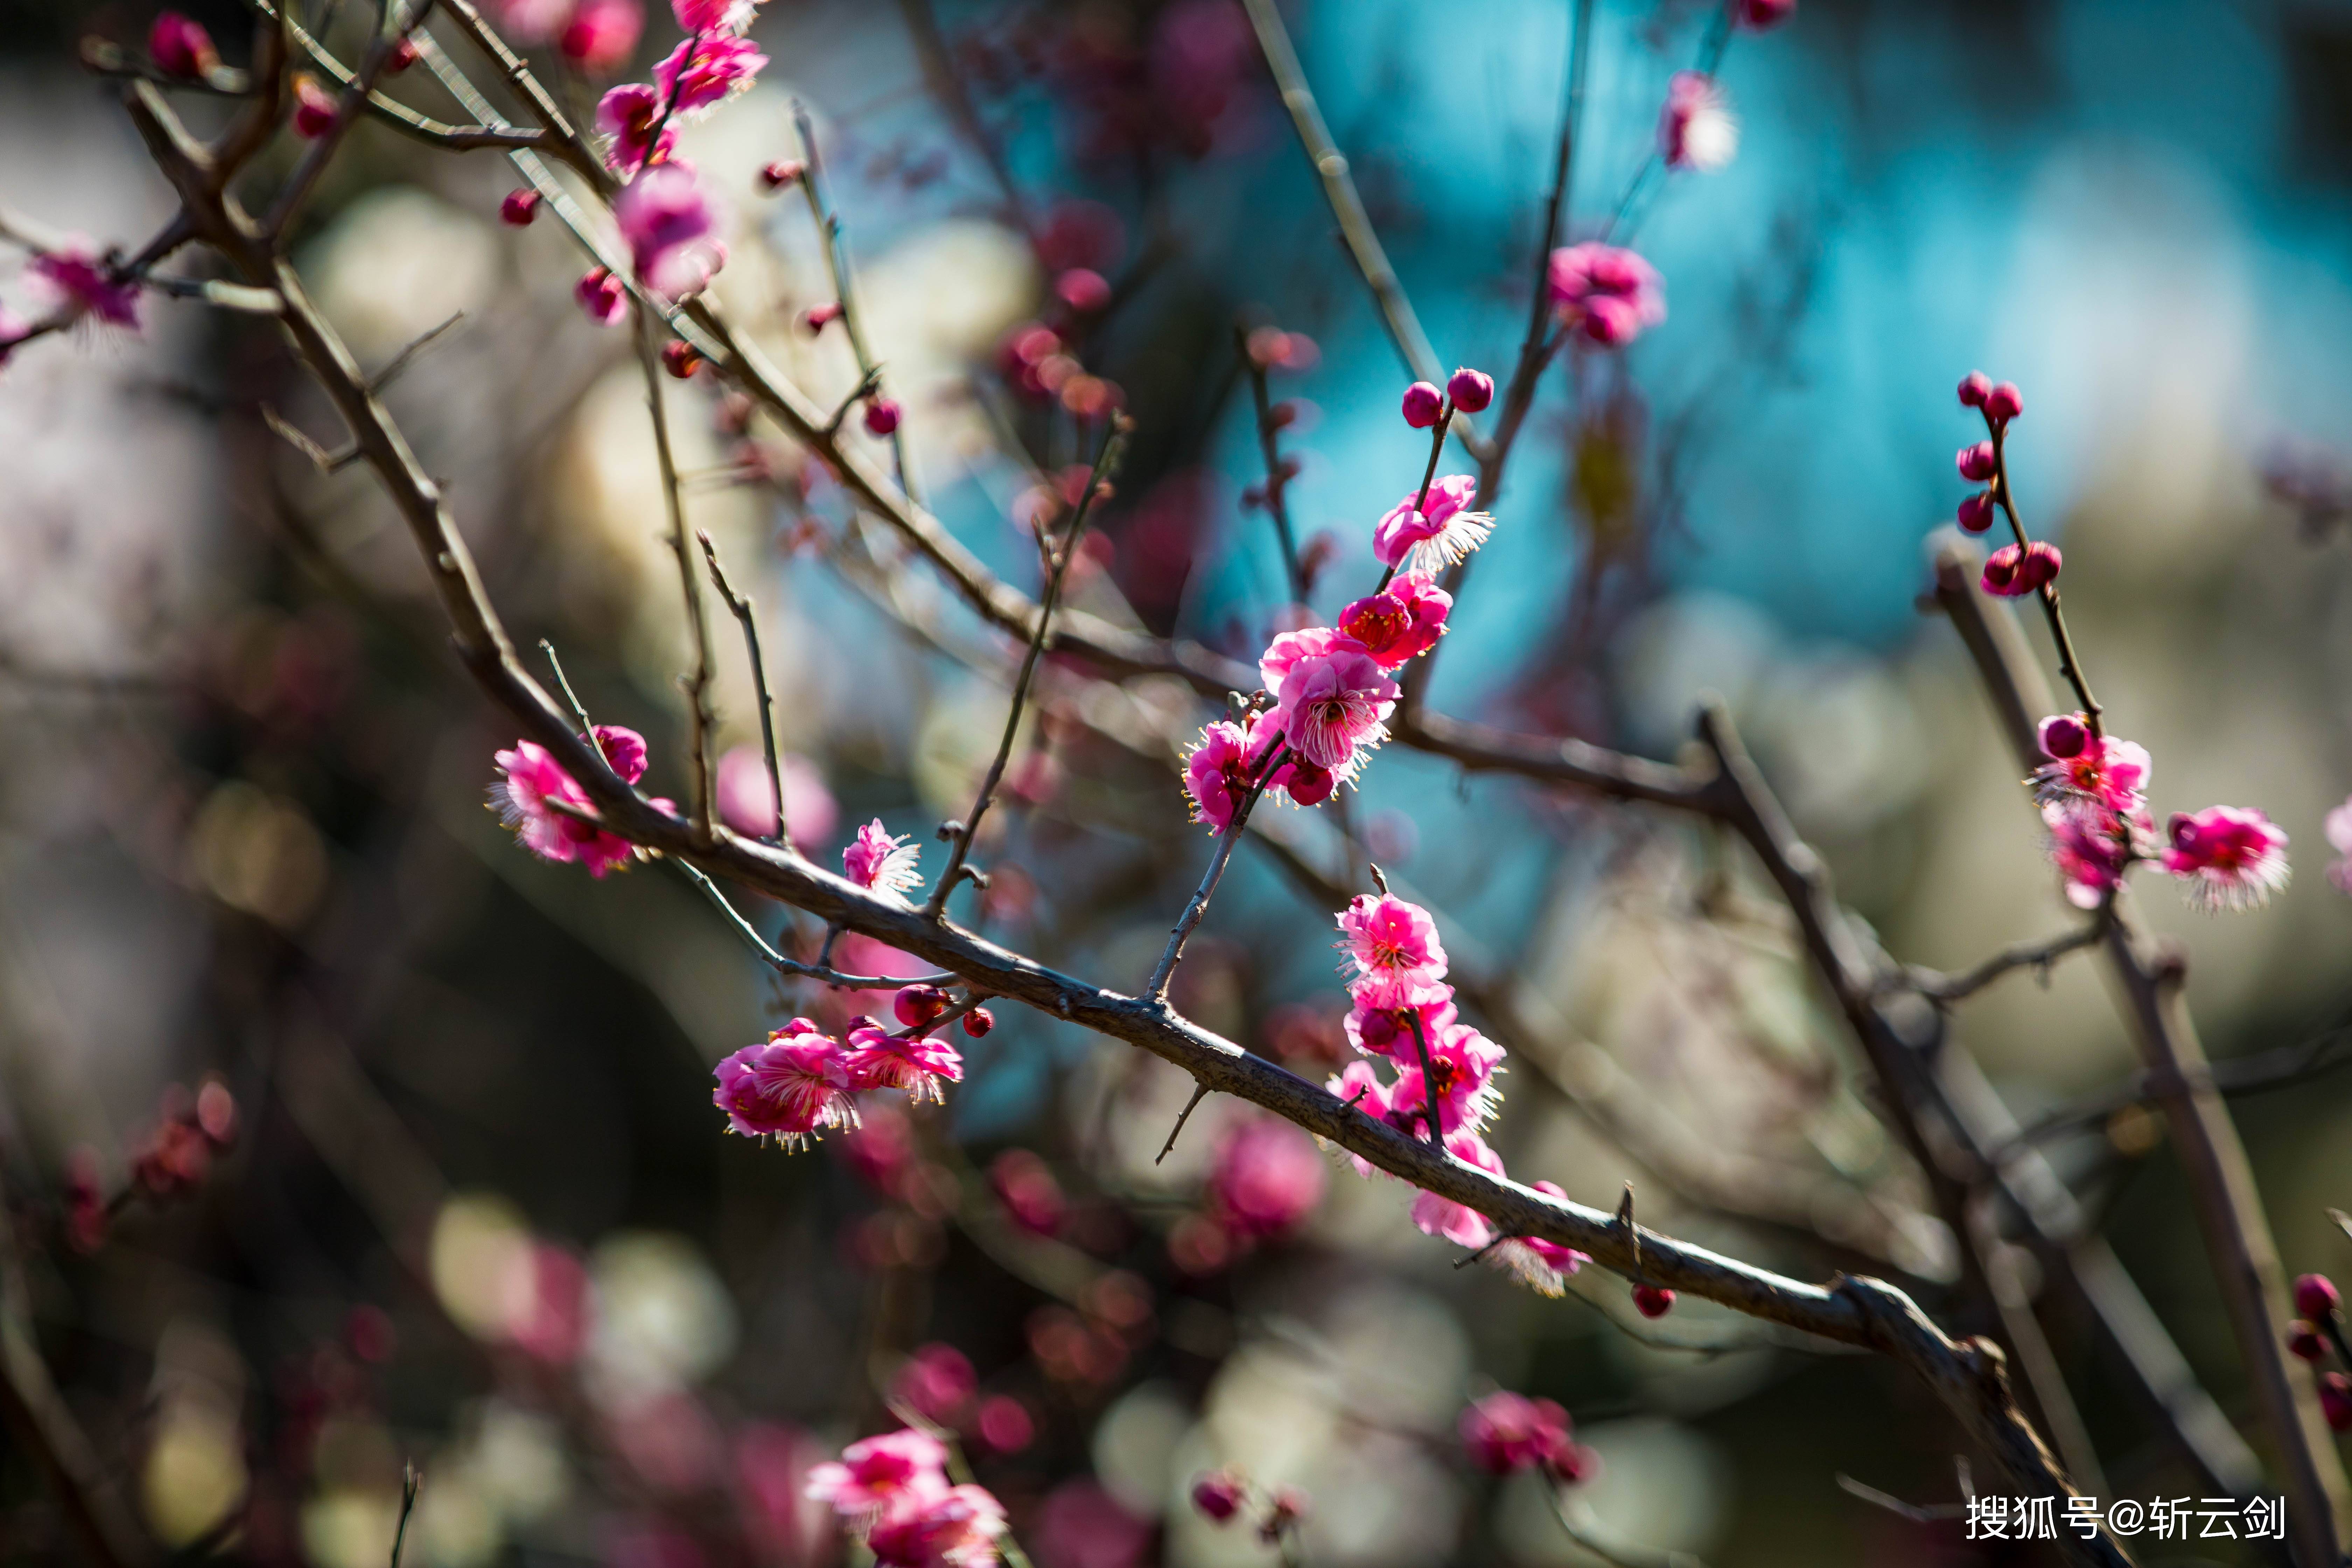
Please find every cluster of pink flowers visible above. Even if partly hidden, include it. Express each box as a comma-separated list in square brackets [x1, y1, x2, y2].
[490, 724, 674, 877]
[1547, 243, 1665, 347]
[806, 1427, 1008, 1567]
[2029, 712, 2290, 912]
[1459, 1391, 1598, 1484]
[1322, 894, 1590, 1291]
[713, 1009, 965, 1149]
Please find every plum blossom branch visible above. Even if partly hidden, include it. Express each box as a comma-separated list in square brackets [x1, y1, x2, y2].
[697, 531, 791, 850]
[1907, 912, 2112, 1003]
[927, 415, 1130, 916]
[635, 305, 719, 840]
[264, 0, 438, 237]
[1146, 740, 1290, 1002]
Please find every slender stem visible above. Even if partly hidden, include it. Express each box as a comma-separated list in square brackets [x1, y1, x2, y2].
[1146, 742, 1289, 1000]
[1987, 422, 2102, 735]
[1910, 913, 2110, 1003]
[635, 303, 718, 838]
[793, 99, 920, 505]
[390, 1465, 420, 1568]
[1373, 414, 1452, 595]
[538, 638, 595, 737]
[1241, 323, 1308, 604]
[926, 416, 1129, 916]
[1402, 1008, 1444, 1149]
[675, 861, 955, 988]
[264, 0, 438, 237]
[698, 532, 791, 850]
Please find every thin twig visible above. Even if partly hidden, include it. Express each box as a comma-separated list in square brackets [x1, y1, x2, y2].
[674, 861, 954, 989]
[635, 303, 718, 839]
[1240, 322, 1307, 603]
[1144, 742, 1290, 1002]
[1835, 1473, 1965, 1524]
[926, 415, 1129, 915]
[538, 639, 595, 737]
[1909, 913, 2110, 1002]
[1983, 418, 2102, 735]
[698, 531, 791, 849]
[390, 1464, 420, 1568]
[1155, 1083, 1213, 1164]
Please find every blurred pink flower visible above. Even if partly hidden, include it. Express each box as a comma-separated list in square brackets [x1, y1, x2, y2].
[712, 1028, 858, 1146]
[845, 819, 925, 899]
[865, 1483, 1008, 1568]
[2043, 799, 2145, 911]
[560, 0, 642, 74]
[1732, 0, 1795, 28]
[1372, 474, 1492, 576]
[1273, 642, 1396, 774]
[576, 267, 630, 326]
[837, 1101, 915, 1195]
[1547, 243, 1664, 347]
[674, 0, 758, 31]
[596, 83, 677, 176]
[974, 1396, 1034, 1454]
[1659, 70, 1737, 172]
[1207, 1117, 1325, 1238]
[716, 744, 837, 842]
[1337, 894, 1447, 985]
[508, 1243, 591, 1363]
[2325, 796, 2352, 894]
[30, 245, 140, 330]
[148, 11, 219, 76]
[1981, 540, 2060, 596]
[498, 0, 576, 42]
[1410, 1132, 1504, 1248]
[735, 1423, 833, 1562]
[654, 32, 766, 114]
[607, 1389, 725, 1494]
[806, 1426, 950, 1527]
[1338, 572, 1450, 669]
[616, 161, 727, 298]
[844, 1020, 964, 1103]
[891, 1344, 977, 1426]
[2163, 806, 2290, 911]
[1032, 1478, 1150, 1568]
[1460, 1390, 1572, 1475]
[989, 1149, 1066, 1236]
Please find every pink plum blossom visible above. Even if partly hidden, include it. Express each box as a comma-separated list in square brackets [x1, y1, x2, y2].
[1372, 474, 1493, 576]
[1388, 1022, 1507, 1137]
[1326, 1060, 1402, 1175]
[1343, 976, 1457, 1060]
[1336, 893, 1447, 985]
[1337, 572, 1450, 669]
[2031, 718, 2150, 814]
[2325, 796, 2352, 895]
[654, 32, 767, 115]
[576, 267, 629, 326]
[674, 0, 758, 30]
[713, 1029, 858, 1147]
[1273, 642, 1397, 775]
[1400, 381, 1443, 428]
[1447, 366, 1494, 413]
[844, 1020, 965, 1103]
[559, 0, 642, 74]
[1489, 1180, 1589, 1296]
[1547, 242, 1665, 346]
[596, 83, 677, 176]
[148, 12, 219, 77]
[1410, 1132, 1504, 1248]
[863, 1483, 1008, 1568]
[2043, 799, 2145, 911]
[2162, 806, 2290, 912]
[1659, 71, 1737, 172]
[497, 0, 575, 41]
[1460, 1391, 1573, 1475]
[844, 819, 925, 899]
[489, 726, 658, 876]
[30, 245, 140, 330]
[891, 1343, 978, 1425]
[616, 161, 727, 298]
[1182, 710, 1326, 832]
[716, 744, 838, 844]
[1207, 1118, 1326, 1238]
[805, 1427, 950, 1527]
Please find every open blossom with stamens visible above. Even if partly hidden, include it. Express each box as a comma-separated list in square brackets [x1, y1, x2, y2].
[1184, 710, 1324, 832]
[1274, 642, 1396, 775]
[1547, 243, 1665, 346]
[674, 0, 758, 31]
[616, 161, 727, 298]
[843, 1020, 965, 1103]
[805, 1428, 950, 1528]
[1410, 1132, 1505, 1248]
[1372, 475, 1493, 577]
[1344, 976, 1457, 1060]
[2163, 806, 2290, 912]
[489, 727, 659, 876]
[1337, 894, 1447, 985]
[654, 32, 767, 115]
[1487, 1180, 1589, 1296]
[1338, 572, 1450, 669]
[596, 83, 677, 176]
[2325, 796, 2352, 895]
[845, 819, 925, 899]
[1659, 71, 1737, 172]
[713, 1029, 858, 1146]
[1327, 1060, 1404, 1176]
[1388, 1023, 1507, 1138]
[2043, 798, 2145, 910]
[864, 1483, 1008, 1568]
[30, 245, 140, 331]
[2030, 714, 2149, 814]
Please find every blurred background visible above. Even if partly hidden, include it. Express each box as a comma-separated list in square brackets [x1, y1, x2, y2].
[5, 0, 2352, 1562]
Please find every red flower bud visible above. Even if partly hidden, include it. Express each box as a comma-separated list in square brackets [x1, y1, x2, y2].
[1985, 380, 2024, 423]
[1957, 371, 1992, 408]
[1192, 1472, 1245, 1522]
[2323, 1372, 2352, 1433]
[863, 398, 903, 437]
[1956, 440, 1997, 482]
[1445, 366, 1494, 413]
[960, 1006, 994, 1038]
[662, 340, 702, 379]
[893, 984, 950, 1029]
[2297, 1273, 2342, 1321]
[1400, 382, 1443, 429]
[2289, 1321, 2328, 1362]
[149, 12, 219, 78]
[1632, 1284, 1675, 1318]
[1956, 492, 1995, 533]
[500, 188, 542, 226]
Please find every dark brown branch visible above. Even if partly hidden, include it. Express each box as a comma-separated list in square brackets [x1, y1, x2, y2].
[1145, 742, 1289, 1001]
[698, 532, 791, 850]
[636, 306, 718, 839]
[1910, 914, 2110, 1003]
[1240, 322, 1307, 603]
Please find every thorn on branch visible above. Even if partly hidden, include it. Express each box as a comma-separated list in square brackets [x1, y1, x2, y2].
[1156, 1083, 1212, 1165]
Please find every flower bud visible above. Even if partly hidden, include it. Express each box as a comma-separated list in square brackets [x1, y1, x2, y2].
[1957, 370, 1991, 408]
[149, 12, 219, 78]
[893, 984, 950, 1029]
[195, 1079, 237, 1146]
[1956, 440, 1997, 482]
[864, 398, 903, 436]
[1955, 492, 1995, 533]
[1285, 760, 1336, 806]
[662, 340, 702, 379]
[799, 301, 844, 335]
[1055, 267, 1112, 313]
[1260, 1486, 1308, 1543]
[960, 1006, 995, 1038]
[1400, 381, 1444, 429]
[758, 160, 805, 191]
[2289, 1320, 2329, 1362]
[2019, 539, 2062, 590]
[1985, 380, 2024, 422]
[2037, 714, 2089, 760]
[2297, 1273, 2342, 1321]
[500, 188, 542, 226]
[292, 73, 337, 138]
[1445, 367, 1494, 413]
[2324, 1372, 2352, 1434]
[1192, 1472, 1245, 1523]
[385, 37, 418, 72]
[575, 267, 627, 327]
[1632, 1284, 1676, 1318]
